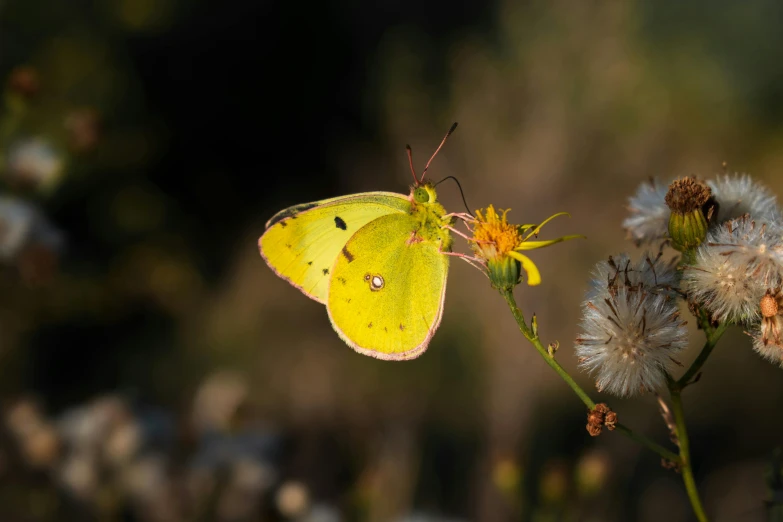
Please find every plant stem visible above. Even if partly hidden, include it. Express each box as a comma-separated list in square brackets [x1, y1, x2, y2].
[612, 423, 680, 463]
[500, 288, 681, 464]
[669, 387, 708, 522]
[501, 288, 595, 409]
[676, 321, 728, 389]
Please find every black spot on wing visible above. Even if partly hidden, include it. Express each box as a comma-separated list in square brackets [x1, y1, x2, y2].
[337, 277, 347, 285]
[279, 221, 287, 227]
[307, 261, 313, 266]
[334, 216, 347, 230]
[266, 203, 318, 228]
[341, 246, 355, 263]
[322, 268, 329, 275]
[399, 323, 405, 331]
[368, 322, 373, 328]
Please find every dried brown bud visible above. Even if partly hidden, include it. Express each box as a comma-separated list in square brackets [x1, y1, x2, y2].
[586, 424, 602, 437]
[586, 403, 616, 437]
[604, 411, 617, 431]
[7, 66, 40, 98]
[665, 177, 711, 214]
[661, 458, 681, 473]
[761, 290, 779, 319]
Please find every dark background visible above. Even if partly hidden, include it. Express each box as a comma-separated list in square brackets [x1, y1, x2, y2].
[1, 0, 783, 521]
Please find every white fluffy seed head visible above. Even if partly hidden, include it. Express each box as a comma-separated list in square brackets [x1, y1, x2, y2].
[682, 217, 783, 323]
[623, 179, 670, 245]
[576, 254, 688, 397]
[708, 174, 782, 226]
[749, 321, 783, 368]
[586, 252, 680, 301]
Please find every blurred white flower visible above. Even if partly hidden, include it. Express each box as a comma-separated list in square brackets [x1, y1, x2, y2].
[622, 179, 670, 245]
[0, 197, 64, 260]
[301, 504, 343, 522]
[6, 137, 65, 189]
[682, 216, 783, 323]
[58, 395, 128, 453]
[576, 254, 688, 397]
[708, 173, 782, 226]
[232, 456, 276, 492]
[5, 399, 60, 468]
[104, 416, 143, 466]
[121, 454, 169, 503]
[276, 480, 311, 518]
[192, 370, 249, 433]
[58, 451, 98, 500]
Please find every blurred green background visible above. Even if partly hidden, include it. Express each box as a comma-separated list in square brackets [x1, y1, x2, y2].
[1, 0, 783, 520]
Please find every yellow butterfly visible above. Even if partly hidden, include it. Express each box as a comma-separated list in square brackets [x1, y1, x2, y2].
[259, 124, 461, 360]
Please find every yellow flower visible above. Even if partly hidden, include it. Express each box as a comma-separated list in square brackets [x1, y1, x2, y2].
[470, 205, 582, 289]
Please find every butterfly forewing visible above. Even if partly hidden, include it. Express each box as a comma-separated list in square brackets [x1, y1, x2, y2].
[327, 213, 449, 360]
[259, 192, 411, 303]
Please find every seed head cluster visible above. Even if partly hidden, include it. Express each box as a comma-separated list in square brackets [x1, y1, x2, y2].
[576, 253, 688, 397]
[682, 216, 783, 323]
[616, 171, 783, 372]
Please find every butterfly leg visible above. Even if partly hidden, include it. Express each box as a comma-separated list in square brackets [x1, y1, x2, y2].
[439, 248, 488, 275]
[443, 212, 476, 223]
[442, 224, 475, 242]
[441, 224, 493, 245]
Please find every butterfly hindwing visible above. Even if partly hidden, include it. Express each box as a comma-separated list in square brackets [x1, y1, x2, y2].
[327, 213, 449, 360]
[259, 192, 411, 303]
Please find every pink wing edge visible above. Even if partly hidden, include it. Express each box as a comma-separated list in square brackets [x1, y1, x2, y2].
[325, 267, 448, 361]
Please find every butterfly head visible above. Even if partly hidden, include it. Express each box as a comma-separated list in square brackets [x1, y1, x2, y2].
[413, 183, 438, 204]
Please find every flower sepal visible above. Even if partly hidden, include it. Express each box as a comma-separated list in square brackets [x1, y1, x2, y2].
[487, 255, 521, 291]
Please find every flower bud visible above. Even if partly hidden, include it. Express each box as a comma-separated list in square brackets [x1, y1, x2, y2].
[665, 177, 711, 251]
[487, 255, 521, 291]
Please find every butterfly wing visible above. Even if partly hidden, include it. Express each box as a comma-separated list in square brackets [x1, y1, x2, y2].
[327, 213, 449, 360]
[259, 192, 411, 303]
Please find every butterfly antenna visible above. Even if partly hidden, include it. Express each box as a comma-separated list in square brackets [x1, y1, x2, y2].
[406, 144, 418, 184]
[436, 175, 474, 217]
[419, 122, 458, 183]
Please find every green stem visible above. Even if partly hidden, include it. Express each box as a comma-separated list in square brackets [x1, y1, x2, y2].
[500, 288, 681, 464]
[501, 288, 594, 409]
[670, 387, 708, 522]
[676, 321, 728, 389]
[613, 423, 680, 463]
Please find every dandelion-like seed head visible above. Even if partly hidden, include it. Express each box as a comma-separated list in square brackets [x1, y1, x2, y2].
[622, 179, 670, 245]
[470, 205, 582, 289]
[586, 252, 680, 301]
[708, 173, 782, 226]
[682, 216, 783, 323]
[748, 288, 783, 367]
[576, 254, 688, 397]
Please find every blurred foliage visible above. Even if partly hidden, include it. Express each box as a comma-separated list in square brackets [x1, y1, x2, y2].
[0, 0, 782, 520]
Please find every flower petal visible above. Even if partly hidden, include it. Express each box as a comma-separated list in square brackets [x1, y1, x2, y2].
[522, 212, 571, 240]
[515, 234, 585, 250]
[508, 251, 541, 286]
